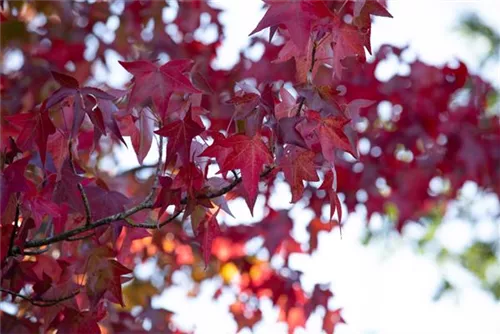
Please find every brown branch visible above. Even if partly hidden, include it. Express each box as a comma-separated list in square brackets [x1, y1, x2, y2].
[124, 210, 182, 229]
[23, 247, 50, 256]
[118, 163, 158, 176]
[66, 232, 95, 242]
[7, 202, 20, 257]
[0, 287, 80, 307]
[68, 141, 92, 226]
[21, 165, 274, 250]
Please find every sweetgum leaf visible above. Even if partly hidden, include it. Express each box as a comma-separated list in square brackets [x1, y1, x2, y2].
[217, 134, 273, 212]
[196, 208, 221, 268]
[155, 107, 205, 165]
[45, 71, 115, 138]
[0, 156, 30, 214]
[250, 0, 331, 49]
[119, 59, 200, 118]
[280, 146, 319, 202]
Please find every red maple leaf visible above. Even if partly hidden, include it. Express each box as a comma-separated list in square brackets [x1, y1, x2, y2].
[250, 0, 331, 49]
[323, 308, 345, 333]
[195, 208, 221, 267]
[86, 247, 132, 308]
[216, 134, 273, 212]
[155, 107, 205, 165]
[5, 107, 56, 165]
[319, 170, 343, 224]
[44, 71, 115, 138]
[0, 156, 30, 214]
[119, 59, 200, 119]
[297, 110, 357, 164]
[280, 146, 319, 202]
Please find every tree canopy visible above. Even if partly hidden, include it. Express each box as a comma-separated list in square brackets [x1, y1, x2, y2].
[1, 1, 499, 333]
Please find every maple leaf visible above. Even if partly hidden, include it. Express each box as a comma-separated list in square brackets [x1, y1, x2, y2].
[155, 107, 205, 165]
[308, 217, 336, 253]
[45, 71, 115, 138]
[118, 59, 200, 119]
[331, 23, 366, 78]
[119, 108, 155, 164]
[323, 309, 345, 333]
[195, 208, 221, 268]
[83, 186, 130, 221]
[280, 146, 319, 202]
[5, 108, 56, 165]
[0, 156, 30, 214]
[56, 307, 106, 334]
[297, 110, 357, 164]
[275, 87, 297, 120]
[258, 210, 293, 255]
[22, 181, 60, 229]
[319, 170, 343, 224]
[86, 248, 132, 307]
[154, 176, 182, 218]
[352, 0, 392, 53]
[250, 0, 331, 49]
[52, 159, 85, 212]
[216, 134, 273, 212]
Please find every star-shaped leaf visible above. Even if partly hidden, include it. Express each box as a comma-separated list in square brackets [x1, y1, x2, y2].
[119, 59, 200, 119]
[217, 134, 273, 212]
[154, 108, 205, 165]
[250, 0, 331, 49]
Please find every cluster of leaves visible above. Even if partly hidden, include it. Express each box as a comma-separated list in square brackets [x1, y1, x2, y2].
[1, 0, 499, 333]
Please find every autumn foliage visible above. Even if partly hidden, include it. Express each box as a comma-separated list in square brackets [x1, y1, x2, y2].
[1, 1, 499, 333]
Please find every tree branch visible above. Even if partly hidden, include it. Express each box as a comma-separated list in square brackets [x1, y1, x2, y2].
[124, 210, 182, 229]
[117, 163, 157, 176]
[21, 166, 274, 250]
[7, 202, 20, 257]
[68, 141, 92, 226]
[0, 287, 80, 307]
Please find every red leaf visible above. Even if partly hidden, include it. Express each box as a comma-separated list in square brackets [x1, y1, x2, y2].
[0, 156, 30, 214]
[119, 59, 199, 118]
[297, 110, 357, 164]
[323, 309, 345, 333]
[5, 108, 56, 165]
[45, 72, 115, 138]
[86, 248, 132, 307]
[155, 107, 205, 165]
[250, 0, 331, 49]
[319, 170, 343, 224]
[280, 146, 319, 202]
[196, 208, 221, 268]
[217, 134, 273, 212]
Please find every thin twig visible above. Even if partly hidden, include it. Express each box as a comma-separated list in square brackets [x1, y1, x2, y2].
[7, 203, 20, 257]
[0, 287, 80, 307]
[124, 210, 183, 229]
[117, 163, 157, 176]
[23, 247, 50, 256]
[68, 141, 92, 226]
[66, 232, 95, 242]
